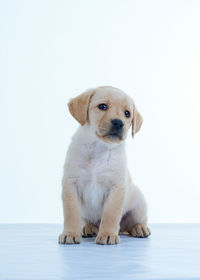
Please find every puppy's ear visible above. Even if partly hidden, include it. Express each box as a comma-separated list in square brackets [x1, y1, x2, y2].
[68, 89, 95, 125]
[132, 105, 143, 137]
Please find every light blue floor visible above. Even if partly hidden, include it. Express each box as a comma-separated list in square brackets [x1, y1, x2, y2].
[0, 224, 200, 280]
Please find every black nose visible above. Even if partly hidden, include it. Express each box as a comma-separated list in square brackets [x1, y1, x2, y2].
[111, 119, 124, 130]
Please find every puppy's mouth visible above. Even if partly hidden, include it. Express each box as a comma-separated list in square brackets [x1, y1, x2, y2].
[96, 130, 123, 143]
[105, 132, 122, 140]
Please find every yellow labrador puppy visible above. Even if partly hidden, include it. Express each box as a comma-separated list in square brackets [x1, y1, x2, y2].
[59, 86, 150, 245]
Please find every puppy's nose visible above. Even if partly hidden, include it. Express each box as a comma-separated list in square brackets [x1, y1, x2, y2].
[111, 119, 124, 130]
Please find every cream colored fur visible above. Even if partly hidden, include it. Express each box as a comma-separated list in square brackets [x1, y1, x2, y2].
[59, 86, 150, 245]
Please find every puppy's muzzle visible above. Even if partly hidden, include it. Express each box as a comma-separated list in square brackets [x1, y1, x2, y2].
[107, 119, 124, 138]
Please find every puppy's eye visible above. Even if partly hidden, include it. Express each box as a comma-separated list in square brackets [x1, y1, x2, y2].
[98, 104, 108, 110]
[125, 110, 130, 118]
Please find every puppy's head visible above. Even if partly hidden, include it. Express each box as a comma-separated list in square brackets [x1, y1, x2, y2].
[68, 86, 142, 143]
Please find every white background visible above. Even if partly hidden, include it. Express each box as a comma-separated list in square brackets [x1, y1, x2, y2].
[0, 0, 200, 223]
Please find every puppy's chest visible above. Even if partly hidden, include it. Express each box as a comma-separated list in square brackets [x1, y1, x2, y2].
[77, 149, 113, 186]
[76, 150, 113, 206]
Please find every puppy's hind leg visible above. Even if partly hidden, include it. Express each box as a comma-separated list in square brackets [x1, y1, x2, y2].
[127, 208, 151, 238]
[124, 187, 151, 238]
[82, 221, 99, 237]
[128, 223, 151, 238]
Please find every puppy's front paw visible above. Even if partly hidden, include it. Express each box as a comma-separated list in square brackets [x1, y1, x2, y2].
[58, 232, 81, 244]
[129, 224, 151, 238]
[96, 232, 120, 245]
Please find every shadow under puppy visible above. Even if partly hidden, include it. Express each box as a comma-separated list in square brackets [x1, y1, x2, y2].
[59, 86, 150, 245]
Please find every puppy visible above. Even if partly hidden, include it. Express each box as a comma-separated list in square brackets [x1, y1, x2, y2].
[59, 86, 150, 245]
